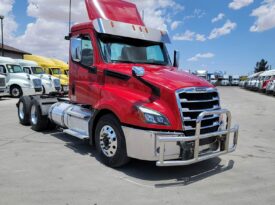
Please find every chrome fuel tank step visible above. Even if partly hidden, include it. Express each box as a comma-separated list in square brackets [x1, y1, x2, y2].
[49, 102, 94, 138]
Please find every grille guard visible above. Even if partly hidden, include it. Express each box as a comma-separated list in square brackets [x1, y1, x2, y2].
[156, 109, 239, 166]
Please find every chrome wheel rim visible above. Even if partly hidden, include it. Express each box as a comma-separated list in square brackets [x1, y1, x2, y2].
[31, 105, 38, 125]
[19, 102, 24, 120]
[12, 88, 20, 97]
[99, 125, 117, 157]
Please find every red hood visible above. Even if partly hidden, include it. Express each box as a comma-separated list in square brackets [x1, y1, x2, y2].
[104, 63, 213, 91]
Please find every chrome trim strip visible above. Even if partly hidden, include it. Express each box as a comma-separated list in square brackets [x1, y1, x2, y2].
[183, 114, 219, 122]
[182, 106, 220, 112]
[180, 97, 219, 103]
[184, 121, 220, 131]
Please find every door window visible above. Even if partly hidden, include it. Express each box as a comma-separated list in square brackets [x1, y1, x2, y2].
[0, 65, 6, 74]
[23, 67, 32, 74]
[71, 35, 94, 67]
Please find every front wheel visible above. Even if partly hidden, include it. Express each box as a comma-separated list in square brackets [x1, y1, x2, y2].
[95, 114, 130, 168]
[10, 85, 22, 98]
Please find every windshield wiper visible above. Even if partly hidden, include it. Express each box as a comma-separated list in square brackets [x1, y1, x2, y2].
[139, 61, 168, 66]
[111, 60, 136, 64]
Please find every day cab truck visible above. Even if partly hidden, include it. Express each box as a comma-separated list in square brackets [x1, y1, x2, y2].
[0, 57, 43, 98]
[221, 75, 230, 86]
[16, 0, 239, 168]
[231, 75, 240, 86]
[16, 59, 62, 94]
[50, 58, 69, 77]
[24, 55, 69, 93]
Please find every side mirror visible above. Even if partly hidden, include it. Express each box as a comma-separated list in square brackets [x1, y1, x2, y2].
[71, 38, 82, 62]
[173, 50, 180, 68]
[132, 66, 145, 77]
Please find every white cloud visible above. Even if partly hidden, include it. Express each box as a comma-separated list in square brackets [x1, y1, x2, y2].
[208, 20, 237, 39]
[171, 21, 181, 30]
[183, 9, 206, 22]
[212, 13, 225, 23]
[173, 30, 206, 42]
[250, 0, 275, 32]
[187, 53, 215, 62]
[195, 34, 206, 42]
[0, 0, 18, 42]
[1, 0, 183, 61]
[229, 0, 254, 10]
[130, 0, 184, 30]
[173, 30, 195, 41]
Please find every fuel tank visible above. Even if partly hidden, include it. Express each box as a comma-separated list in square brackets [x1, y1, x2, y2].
[49, 102, 93, 137]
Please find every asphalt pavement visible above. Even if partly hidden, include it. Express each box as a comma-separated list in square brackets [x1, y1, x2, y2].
[0, 87, 274, 205]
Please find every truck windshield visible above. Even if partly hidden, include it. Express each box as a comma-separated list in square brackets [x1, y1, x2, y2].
[7, 65, 24, 73]
[98, 34, 171, 66]
[51, 68, 61, 75]
[32, 67, 45, 74]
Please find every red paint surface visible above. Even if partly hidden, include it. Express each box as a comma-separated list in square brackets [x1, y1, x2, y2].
[85, 0, 144, 26]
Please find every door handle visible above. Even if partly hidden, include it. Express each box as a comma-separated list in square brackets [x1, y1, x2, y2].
[89, 66, 97, 74]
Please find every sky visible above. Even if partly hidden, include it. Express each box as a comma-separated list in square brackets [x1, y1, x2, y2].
[0, 0, 275, 75]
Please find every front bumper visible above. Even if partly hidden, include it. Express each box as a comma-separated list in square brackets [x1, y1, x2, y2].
[122, 109, 239, 167]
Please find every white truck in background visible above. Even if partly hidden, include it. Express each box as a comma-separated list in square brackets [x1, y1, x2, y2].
[0, 57, 43, 98]
[16, 59, 61, 94]
[0, 74, 8, 98]
[210, 75, 217, 85]
[231, 75, 240, 86]
[221, 75, 230, 86]
[195, 70, 208, 80]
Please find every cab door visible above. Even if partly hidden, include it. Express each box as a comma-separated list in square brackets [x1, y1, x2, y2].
[70, 30, 100, 106]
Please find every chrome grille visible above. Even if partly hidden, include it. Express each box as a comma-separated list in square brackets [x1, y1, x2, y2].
[176, 87, 221, 136]
[53, 79, 61, 88]
[32, 79, 42, 88]
[0, 78, 5, 87]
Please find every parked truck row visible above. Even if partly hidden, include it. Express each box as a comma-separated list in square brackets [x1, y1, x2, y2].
[0, 55, 70, 98]
[193, 70, 240, 86]
[15, 0, 238, 168]
[240, 69, 275, 95]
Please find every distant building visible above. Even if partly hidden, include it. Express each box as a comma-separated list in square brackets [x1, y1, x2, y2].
[0, 43, 31, 59]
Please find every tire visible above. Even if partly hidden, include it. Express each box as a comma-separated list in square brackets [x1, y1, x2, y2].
[17, 96, 32, 125]
[95, 114, 130, 168]
[10, 85, 23, 98]
[30, 99, 49, 131]
[42, 86, 46, 94]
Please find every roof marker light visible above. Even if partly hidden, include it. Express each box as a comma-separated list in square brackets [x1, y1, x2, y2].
[145, 28, 148, 33]
[110, 21, 114, 27]
[139, 27, 143, 32]
[132, 25, 136, 31]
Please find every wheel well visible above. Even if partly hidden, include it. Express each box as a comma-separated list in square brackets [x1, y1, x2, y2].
[89, 109, 120, 146]
[10, 84, 21, 90]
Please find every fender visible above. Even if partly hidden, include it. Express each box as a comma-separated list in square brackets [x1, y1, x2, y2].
[93, 85, 182, 131]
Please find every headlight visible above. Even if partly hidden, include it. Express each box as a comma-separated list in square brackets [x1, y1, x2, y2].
[137, 106, 170, 126]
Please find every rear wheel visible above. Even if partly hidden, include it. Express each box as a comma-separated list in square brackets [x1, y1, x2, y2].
[18, 96, 32, 125]
[10, 85, 22, 98]
[30, 99, 49, 131]
[95, 114, 130, 168]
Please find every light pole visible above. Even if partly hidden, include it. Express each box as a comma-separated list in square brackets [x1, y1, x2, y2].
[0, 15, 4, 56]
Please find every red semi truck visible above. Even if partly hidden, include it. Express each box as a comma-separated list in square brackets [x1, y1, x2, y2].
[16, 0, 239, 167]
